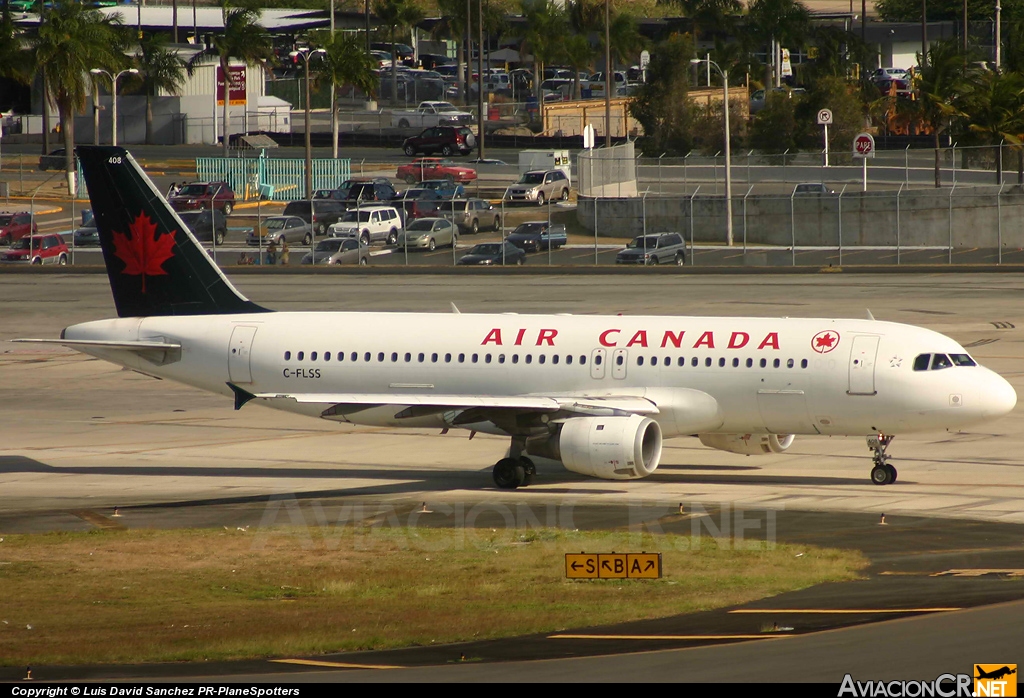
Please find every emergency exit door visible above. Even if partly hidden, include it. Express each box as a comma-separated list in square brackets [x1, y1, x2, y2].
[228, 326, 258, 383]
[848, 335, 880, 395]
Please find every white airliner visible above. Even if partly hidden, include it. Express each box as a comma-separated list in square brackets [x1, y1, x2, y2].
[18, 147, 1017, 489]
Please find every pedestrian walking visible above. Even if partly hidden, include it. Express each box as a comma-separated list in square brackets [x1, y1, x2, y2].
[166, 182, 178, 198]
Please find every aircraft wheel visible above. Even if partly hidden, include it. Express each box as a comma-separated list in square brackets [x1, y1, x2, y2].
[519, 456, 536, 486]
[871, 464, 893, 485]
[493, 458, 524, 489]
[887, 464, 898, 483]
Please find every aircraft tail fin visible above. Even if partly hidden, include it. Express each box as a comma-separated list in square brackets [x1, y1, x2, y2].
[76, 146, 269, 318]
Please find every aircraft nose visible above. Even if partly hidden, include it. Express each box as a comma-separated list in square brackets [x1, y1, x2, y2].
[981, 370, 1017, 417]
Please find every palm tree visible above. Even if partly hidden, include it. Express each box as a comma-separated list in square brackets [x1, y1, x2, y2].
[133, 33, 186, 145]
[913, 38, 969, 187]
[961, 69, 1024, 184]
[747, 0, 810, 88]
[32, 0, 125, 193]
[677, 0, 742, 42]
[434, 0, 470, 102]
[373, 0, 425, 105]
[520, 0, 566, 119]
[563, 34, 595, 100]
[0, 5, 32, 85]
[312, 30, 378, 158]
[187, 3, 272, 155]
[601, 10, 644, 76]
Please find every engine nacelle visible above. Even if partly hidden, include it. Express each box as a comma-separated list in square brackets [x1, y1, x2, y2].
[527, 414, 663, 480]
[698, 433, 795, 455]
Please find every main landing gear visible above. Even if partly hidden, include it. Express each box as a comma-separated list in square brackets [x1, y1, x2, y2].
[492, 437, 536, 489]
[868, 434, 898, 485]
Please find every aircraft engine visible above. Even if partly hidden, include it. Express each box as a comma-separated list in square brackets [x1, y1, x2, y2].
[526, 414, 662, 480]
[698, 433, 795, 455]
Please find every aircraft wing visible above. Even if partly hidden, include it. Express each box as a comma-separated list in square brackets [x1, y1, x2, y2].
[237, 386, 658, 419]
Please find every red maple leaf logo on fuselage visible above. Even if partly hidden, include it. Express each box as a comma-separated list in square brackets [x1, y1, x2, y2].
[811, 331, 840, 353]
[111, 213, 175, 292]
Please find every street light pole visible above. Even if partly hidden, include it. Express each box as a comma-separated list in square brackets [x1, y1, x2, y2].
[477, 0, 485, 160]
[692, 58, 733, 246]
[90, 68, 139, 147]
[604, 0, 611, 147]
[290, 48, 326, 199]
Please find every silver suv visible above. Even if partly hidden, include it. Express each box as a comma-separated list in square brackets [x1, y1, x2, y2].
[504, 169, 571, 205]
[435, 198, 501, 234]
[615, 233, 687, 266]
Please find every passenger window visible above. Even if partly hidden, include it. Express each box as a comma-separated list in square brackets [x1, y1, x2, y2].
[513, 354, 519, 364]
[378, 352, 385, 362]
[324, 352, 331, 361]
[637, 356, 644, 366]
[472, 353, 478, 363]
[705, 358, 711, 367]
[459, 353, 465, 363]
[773, 358, 780, 368]
[284, 351, 291, 360]
[691, 357, 698, 367]
[616, 355, 624, 366]
[418, 353, 425, 362]
[593, 355, 599, 365]
[526, 355, 533, 364]
[338, 352, 344, 362]
[913, 354, 931, 371]
[297, 351, 304, 361]
[787, 358, 794, 368]
[732, 358, 739, 367]
[931, 354, 953, 370]
[364, 352, 371, 362]
[760, 358, 767, 368]
[718, 358, 725, 367]
[539, 355, 546, 364]
[580, 355, 587, 365]
[404, 352, 411, 362]
[950, 354, 976, 366]
[311, 352, 317, 361]
[445, 353, 452, 363]
[552, 355, 559, 364]
[499, 354, 505, 364]
[566, 355, 572, 365]
[746, 358, 752, 367]
[431, 353, 438, 362]
[801, 359, 808, 368]
[485, 354, 492, 363]
[391, 352, 398, 362]
[678, 357, 685, 366]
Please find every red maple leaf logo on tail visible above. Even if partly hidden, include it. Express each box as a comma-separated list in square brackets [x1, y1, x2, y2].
[111, 212, 176, 293]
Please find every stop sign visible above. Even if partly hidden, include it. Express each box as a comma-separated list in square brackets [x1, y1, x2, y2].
[853, 132, 875, 158]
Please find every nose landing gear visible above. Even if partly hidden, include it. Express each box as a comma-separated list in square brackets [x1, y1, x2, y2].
[868, 434, 897, 485]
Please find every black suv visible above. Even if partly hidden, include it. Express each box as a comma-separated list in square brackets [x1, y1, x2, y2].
[402, 126, 476, 157]
[282, 200, 347, 236]
[177, 210, 228, 245]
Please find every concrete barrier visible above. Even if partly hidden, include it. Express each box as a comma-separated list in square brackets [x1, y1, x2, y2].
[577, 186, 1024, 249]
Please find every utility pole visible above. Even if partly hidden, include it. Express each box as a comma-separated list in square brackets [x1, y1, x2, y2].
[477, 0, 485, 159]
[996, 0, 1002, 69]
[922, 0, 928, 66]
[604, 0, 611, 147]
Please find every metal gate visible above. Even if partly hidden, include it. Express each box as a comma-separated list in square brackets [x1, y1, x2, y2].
[848, 335, 880, 395]
[590, 348, 606, 379]
[228, 325, 258, 383]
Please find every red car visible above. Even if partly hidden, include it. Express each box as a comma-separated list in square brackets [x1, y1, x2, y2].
[1, 233, 70, 265]
[396, 158, 478, 185]
[0, 211, 38, 245]
[169, 181, 236, 215]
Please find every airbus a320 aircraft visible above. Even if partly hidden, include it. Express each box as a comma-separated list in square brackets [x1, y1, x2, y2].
[19, 147, 1017, 489]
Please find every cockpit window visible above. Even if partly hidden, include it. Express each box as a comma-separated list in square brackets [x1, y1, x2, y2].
[950, 354, 977, 366]
[913, 354, 931, 371]
[931, 354, 953, 370]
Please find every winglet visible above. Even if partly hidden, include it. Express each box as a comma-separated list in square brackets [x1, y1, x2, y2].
[866, 309, 876, 321]
[450, 302, 461, 314]
[227, 382, 256, 410]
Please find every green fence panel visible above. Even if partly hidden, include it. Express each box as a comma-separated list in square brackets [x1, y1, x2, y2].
[195, 156, 351, 201]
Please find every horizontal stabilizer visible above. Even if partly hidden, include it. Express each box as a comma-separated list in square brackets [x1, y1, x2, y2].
[12, 338, 181, 365]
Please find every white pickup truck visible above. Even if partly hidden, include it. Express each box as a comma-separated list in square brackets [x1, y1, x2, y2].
[391, 101, 474, 128]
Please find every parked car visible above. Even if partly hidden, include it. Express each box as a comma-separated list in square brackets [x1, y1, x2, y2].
[505, 221, 568, 253]
[397, 157, 478, 184]
[169, 182, 236, 215]
[1, 233, 69, 265]
[457, 241, 526, 266]
[38, 148, 76, 172]
[0, 211, 37, 245]
[397, 217, 458, 251]
[615, 233, 687, 266]
[73, 224, 99, 247]
[870, 67, 909, 83]
[793, 182, 835, 195]
[749, 87, 807, 113]
[301, 237, 369, 266]
[418, 179, 466, 199]
[402, 126, 477, 157]
[504, 169, 571, 205]
[315, 178, 395, 203]
[435, 198, 501, 234]
[282, 199, 347, 235]
[177, 209, 228, 244]
[246, 215, 313, 246]
[392, 188, 441, 224]
[327, 205, 402, 246]
[391, 101, 474, 128]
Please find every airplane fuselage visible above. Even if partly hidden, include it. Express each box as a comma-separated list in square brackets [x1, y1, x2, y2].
[62, 311, 1015, 439]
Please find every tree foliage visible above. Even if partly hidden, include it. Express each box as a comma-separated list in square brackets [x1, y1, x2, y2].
[629, 34, 697, 154]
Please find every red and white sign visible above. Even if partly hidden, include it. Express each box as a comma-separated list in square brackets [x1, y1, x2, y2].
[216, 65, 247, 106]
[853, 132, 875, 158]
[811, 330, 840, 353]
